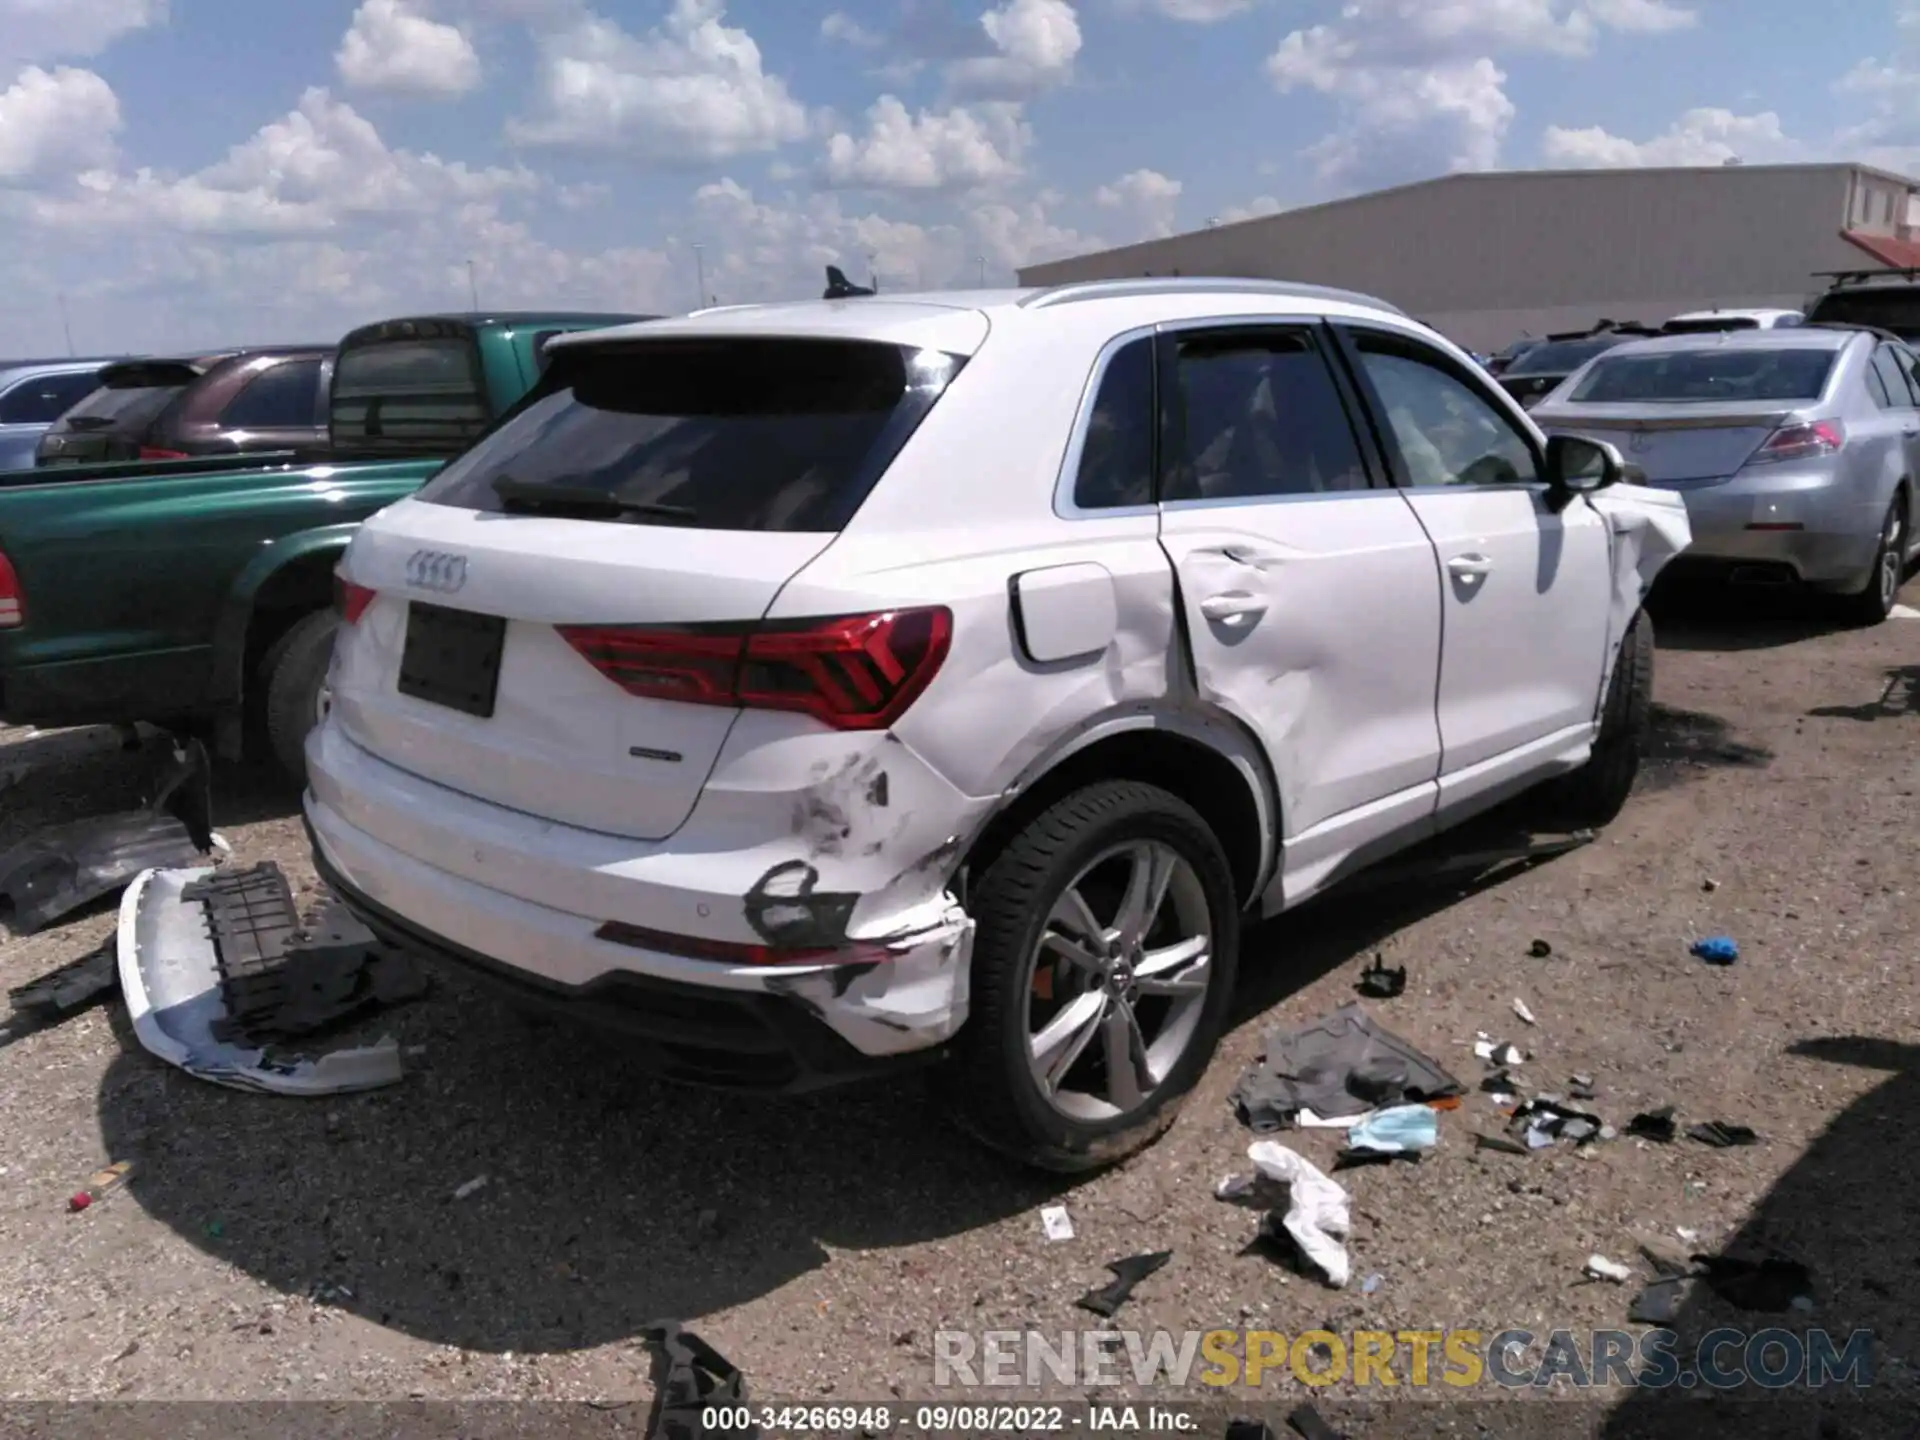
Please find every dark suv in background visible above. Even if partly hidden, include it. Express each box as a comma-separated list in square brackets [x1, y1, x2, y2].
[1805, 268, 1920, 341]
[1495, 321, 1664, 408]
[35, 347, 332, 466]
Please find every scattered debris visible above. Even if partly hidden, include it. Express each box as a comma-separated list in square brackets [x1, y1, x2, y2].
[1361, 1273, 1383, 1295]
[1629, 1278, 1687, 1324]
[642, 1320, 751, 1440]
[1247, 1141, 1351, 1288]
[1691, 1255, 1813, 1313]
[1215, 1173, 1257, 1202]
[1570, 1074, 1597, 1101]
[1232, 1003, 1464, 1131]
[1690, 936, 1739, 966]
[1286, 1403, 1342, 1440]
[1474, 1133, 1529, 1156]
[1040, 1205, 1074, 1242]
[1585, 1254, 1632, 1283]
[1626, 1107, 1678, 1143]
[1355, 954, 1405, 999]
[1675, 1227, 1700, 1244]
[1474, 1032, 1527, 1067]
[1297, 1108, 1364, 1129]
[453, 1175, 488, 1201]
[6, 940, 119, 1034]
[67, 1160, 135, 1213]
[1074, 1251, 1172, 1318]
[1512, 997, 1537, 1026]
[1688, 1121, 1758, 1148]
[1635, 1233, 1692, 1277]
[0, 740, 221, 936]
[1508, 1097, 1605, 1150]
[1528, 939, 1552, 958]
[118, 866, 406, 1097]
[1702, 878, 1719, 892]
[1347, 1104, 1440, 1155]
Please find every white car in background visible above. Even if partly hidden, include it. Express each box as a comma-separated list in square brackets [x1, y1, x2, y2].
[304, 278, 1690, 1171]
[1661, 308, 1807, 334]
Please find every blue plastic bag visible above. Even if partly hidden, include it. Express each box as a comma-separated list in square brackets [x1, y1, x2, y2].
[1690, 936, 1738, 966]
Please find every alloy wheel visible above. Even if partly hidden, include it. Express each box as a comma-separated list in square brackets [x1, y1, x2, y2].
[1878, 503, 1906, 612]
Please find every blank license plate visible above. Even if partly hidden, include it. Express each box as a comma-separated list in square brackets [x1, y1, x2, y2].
[397, 601, 505, 719]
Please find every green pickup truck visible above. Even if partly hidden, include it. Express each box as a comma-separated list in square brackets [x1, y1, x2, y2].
[0, 309, 643, 780]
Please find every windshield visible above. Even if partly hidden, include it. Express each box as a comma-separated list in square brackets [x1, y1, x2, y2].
[49, 382, 182, 432]
[331, 332, 489, 455]
[1568, 347, 1838, 404]
[1807, 291, 1920, 340]
[415, 337, 966, 533]
[1507, 337, 1624, 375]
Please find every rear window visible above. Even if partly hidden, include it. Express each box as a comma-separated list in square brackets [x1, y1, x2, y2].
[1507, 338, 1623, 375]
[414, 338, 966, 533]
[331, 334, 489, 455]
[53, 382, 183, 432]
[1808, 290, 1920, 340]
[1568, 347, 1839, 404]
[1662, 317, 1760, 334]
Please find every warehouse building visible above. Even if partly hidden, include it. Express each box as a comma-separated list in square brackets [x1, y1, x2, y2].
[1017, 162, 1920, 352]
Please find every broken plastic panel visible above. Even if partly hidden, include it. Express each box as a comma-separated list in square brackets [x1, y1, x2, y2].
[1074, 1250, 1172, 1318]
[1233, 1003, 1465, 1130]
[0, 739, 220, 937]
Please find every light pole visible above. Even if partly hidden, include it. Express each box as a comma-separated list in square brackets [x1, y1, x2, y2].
[693, 244, 707, 311]
[466, 259, 480, 312]
[975, 255, 987, 287]
[56, 294, 74, 357]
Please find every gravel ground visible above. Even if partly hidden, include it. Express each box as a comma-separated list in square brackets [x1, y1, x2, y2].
[3, 582, 1919, 1432]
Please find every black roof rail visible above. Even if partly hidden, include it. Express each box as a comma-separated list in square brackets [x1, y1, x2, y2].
[1811, 267, 1920, 288]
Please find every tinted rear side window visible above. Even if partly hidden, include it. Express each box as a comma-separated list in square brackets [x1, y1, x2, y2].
[1072, 338, 1155, 509]
[1808, 291, 1920, 340]
[221, 358, 324, 429]
[414, 338, 967, 532]
[331, 336, 488, 454]
[54, 383, 183, 432]
[1569, 348, 1838, 403]
[0, 371, 101, 424]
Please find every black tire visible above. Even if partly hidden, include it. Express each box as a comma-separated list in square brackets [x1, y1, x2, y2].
[264, 609, 339, 786]
[940, 781, 1240, 1173]
[1544, 606, 1654, 829]
[1837, 494, 1907, 627]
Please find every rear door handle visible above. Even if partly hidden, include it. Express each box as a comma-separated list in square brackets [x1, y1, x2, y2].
[1199, 592, 1268, 624]
[1447, 553, 1493, 582]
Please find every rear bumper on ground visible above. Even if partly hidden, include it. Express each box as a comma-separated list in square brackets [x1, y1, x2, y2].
[302, 720, 979, 1082]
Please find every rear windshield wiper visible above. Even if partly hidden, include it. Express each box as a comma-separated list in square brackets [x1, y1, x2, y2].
[490, 475, 698, 522]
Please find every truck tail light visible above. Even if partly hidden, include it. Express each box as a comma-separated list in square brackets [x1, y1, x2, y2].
[0, 549, 22, 629]
[557, 607, 953, 731]
[1746, 420, 1844, 466]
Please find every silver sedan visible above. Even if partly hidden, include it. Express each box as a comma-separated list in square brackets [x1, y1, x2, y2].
[1532, 327, 1920, 622]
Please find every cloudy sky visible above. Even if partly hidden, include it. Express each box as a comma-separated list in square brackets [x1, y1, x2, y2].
[2, 0, 1918, 353]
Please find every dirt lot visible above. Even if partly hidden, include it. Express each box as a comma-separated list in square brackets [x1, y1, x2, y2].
[3, 583, 1919, 1430]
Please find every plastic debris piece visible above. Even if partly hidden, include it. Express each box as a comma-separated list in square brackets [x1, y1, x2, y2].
[642, 1319, 751, 1440]
[1473, 1037, 1496, 1061]
[1297, 1108, 1365, 1129]
[1525, 1123, 1556, 1150]
[1690, 936, 1738, 966]
[1231, 1003, 1464, 1130]
[1348, 1104, 1440, 1155]
[1688, 1121, 1758, 1148]
[1636, 1234, 1693, 1278]
[1629, 1278, 1686, 1324]
[1691, 1255, 1813, 1313]
[1528, 939, 1552, 958]
[68, 1160, 135, 1213]
[1570, 1075, 1597, 1101]
[1676, 1227, 1700, 1243]
[1512, 998, 1537, 1026]
[1040, 1204, 1074, 1241]
[1492, 1042, 1526, 1067]
[1215, 1172, 1256, 1202]
[1586, 1254, 1632, 1283]
[1702, 878, 1719, 892]
[7, 941, 120, 1028]
[453, 1175, 488, 1201]
[1361, 1273, 1383, 1294]
[1247, 1141, 1350, 1287]
[1074, 1250, 1172, 1317]
[1286, 1402, 1342, 1440]
[1559, 1118, 1598, 1144]
[1355, 954, 1405, 999]
[1474, 1132, 1529, 1156]
[1332, 1147, 1416, 1172]
[1598, 1125, 1617, 1141]
[1626, 1107, 1678, 1143]
[1490, 1092, 1517, 1108]
[117, 867, 406, 1098]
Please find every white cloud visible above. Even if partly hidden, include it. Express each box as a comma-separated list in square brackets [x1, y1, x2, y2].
[1542, 107, 1798, 168]
[0, 65, 120, 181]
[820, 11, 883, 48]
[1148, 0, 1253, 18]
[507, 0, 808, 163]
[336, 0, 482, 98]
[1266, 0, 1699, 188]
[1094, 166, 1183, 238]
[949, 0, 1081, 99]
[1835, 1, 1920, 163]
[0, 0, 165, 66]
[821, 96, 1030, 191]
[1214, 194, 1284, 224]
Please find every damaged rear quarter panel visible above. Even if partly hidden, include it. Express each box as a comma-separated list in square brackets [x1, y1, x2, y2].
[1587, 483, 1691, 702]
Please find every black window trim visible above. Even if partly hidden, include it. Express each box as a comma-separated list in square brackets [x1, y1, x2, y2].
[1329, 321, 1547, 493]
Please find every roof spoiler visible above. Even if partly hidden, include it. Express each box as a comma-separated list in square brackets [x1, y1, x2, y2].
[824, 265, 876, 300]
[1542, 319, 1662, 342]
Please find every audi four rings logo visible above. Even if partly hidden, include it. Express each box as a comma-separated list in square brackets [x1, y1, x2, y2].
[406, 550, 468, 593]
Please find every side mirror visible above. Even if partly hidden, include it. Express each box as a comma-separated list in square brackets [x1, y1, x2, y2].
[1543, 432, 1623, 510]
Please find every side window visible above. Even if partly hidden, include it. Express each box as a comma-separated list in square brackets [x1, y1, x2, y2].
[1870, 347, 1912, 409]
[532, 331, 564, 374]
[1162, 328, 1369, 503]
[1349, 333, 1541, 488]
[1071, 337, 1155, 509]
[1893, 344, 1920, 405]
[0, 371, 100, 425]
[220, 359, 324, 429]
[1864, 351, 1895, 408]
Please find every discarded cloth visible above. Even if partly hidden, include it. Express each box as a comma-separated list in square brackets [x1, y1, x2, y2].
[1347, 1104, 1440, 1155]
[1232, 1003, 1464, 1130]
[1075, 1251, 1172, 1318]
[1247, 1141, 1351, 1288]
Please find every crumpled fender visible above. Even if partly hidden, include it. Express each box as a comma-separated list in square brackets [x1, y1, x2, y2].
[1587, 483, 1691, 704]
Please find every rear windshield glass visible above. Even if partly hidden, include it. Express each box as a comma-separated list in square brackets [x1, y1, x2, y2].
[1568, 348, 1838, 403]
[52, 383, 182, 432]
[1808, 291, 1920, 340]
[1507, 338, 1624, 375]
[1662, 317, 1760, 334]
[414, 338, 967, 533]
[331, 335, 489, 455]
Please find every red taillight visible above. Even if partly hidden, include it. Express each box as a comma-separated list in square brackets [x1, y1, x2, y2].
[1747, 420, 1844, 465]
[138, 447, 189, 461]
[595, 920, 892, 967]
[0, 549, 22, 629]
[558, 607, 953, 730]
[333, 571, 375, 625]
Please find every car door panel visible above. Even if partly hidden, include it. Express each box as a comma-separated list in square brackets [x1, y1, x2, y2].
[1149, 323, 1445, 910]
[1333, 323, 1614, 820]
